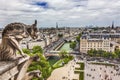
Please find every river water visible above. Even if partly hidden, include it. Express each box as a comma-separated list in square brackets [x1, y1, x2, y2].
[58, 42, 72, 51]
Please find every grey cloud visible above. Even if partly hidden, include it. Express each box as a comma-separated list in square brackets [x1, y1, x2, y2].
[0, 0, 120, 28]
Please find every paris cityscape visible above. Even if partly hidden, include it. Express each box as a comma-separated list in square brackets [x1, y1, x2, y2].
[0, 0, 120, 80]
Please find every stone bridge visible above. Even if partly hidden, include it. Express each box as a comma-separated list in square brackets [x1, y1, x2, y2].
[44, 53, 59, 57]
[45, 51, 80, 57]
[64, 35, 77, 42]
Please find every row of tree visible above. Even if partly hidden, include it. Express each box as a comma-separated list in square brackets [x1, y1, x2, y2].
[87, 49, 120, 59]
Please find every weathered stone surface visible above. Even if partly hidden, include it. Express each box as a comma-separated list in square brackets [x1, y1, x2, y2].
[0, 20, 39, 80]
[0, 66, 18, 80]
[0, 20, 38, 61]
[22, 70, 41, 80]
[0, 61, 17, 75]
[0, 56, 30, 80]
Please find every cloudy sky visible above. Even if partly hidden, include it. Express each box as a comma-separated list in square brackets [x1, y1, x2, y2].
[0, 0, 120, 28]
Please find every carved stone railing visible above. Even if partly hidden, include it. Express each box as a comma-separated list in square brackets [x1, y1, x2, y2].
[0, 56, 30, 80]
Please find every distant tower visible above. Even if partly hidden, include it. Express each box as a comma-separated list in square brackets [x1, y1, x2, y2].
[112, 21, 114, 29]
[56, 22, 58, 29]
[56, 22, 58, 33]
[56, 22, 58, 35]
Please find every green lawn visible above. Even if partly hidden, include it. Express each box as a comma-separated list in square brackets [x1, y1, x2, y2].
[53, 59, 63, 68]
[74, 62, 85, 80]
[76, 62, 84, 70]
[53, 58, 71, 68]
[74, 70, 81, 74]
[79, 72, 84, 80]
[90, 62, 115, 66]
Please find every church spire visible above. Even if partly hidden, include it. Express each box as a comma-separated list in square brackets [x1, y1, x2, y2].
[112, 21, 114, 29]
[56, 22, 58, 35]
[56, 22, 58, 29]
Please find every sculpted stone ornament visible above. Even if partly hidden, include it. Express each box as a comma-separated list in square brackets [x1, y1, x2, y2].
[0, 20, 38, 61]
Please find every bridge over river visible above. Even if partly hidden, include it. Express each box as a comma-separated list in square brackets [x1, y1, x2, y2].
[44, 34, 80, 57]
[45, 51, 80, 57]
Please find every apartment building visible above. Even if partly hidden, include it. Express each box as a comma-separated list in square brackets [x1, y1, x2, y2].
[80, 34, 120, 53]
[89, 33, 120, 43]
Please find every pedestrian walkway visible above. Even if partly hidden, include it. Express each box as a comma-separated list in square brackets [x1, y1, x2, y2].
[47, 60, 79, 80]
[85, 63, 120, 80]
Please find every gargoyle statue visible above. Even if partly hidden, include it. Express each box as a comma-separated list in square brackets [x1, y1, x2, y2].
[0, 20, 38, 60]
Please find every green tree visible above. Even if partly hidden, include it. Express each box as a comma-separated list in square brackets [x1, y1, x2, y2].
[115, 49, 120, 58]
[76, 33, 82, 42]
[102, 52, 112, 59]
[22, 48, 31, 54]
[28, 52, 52, 79]
[58, 51, 68, 59]
[70, 41, 76, 49]
[37, 53, 46, 60]
[87, 49, 94, 56]
[92, 49, 97, 56]
[68, 55, 74, 60]
[39, 60, 49, 67]
[27, 45, 53, 79]
[58, 33, 63, 38]
[111, 52, 117, 59]
[32, 46, 43, 54]
[97, 49, 106, 57]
